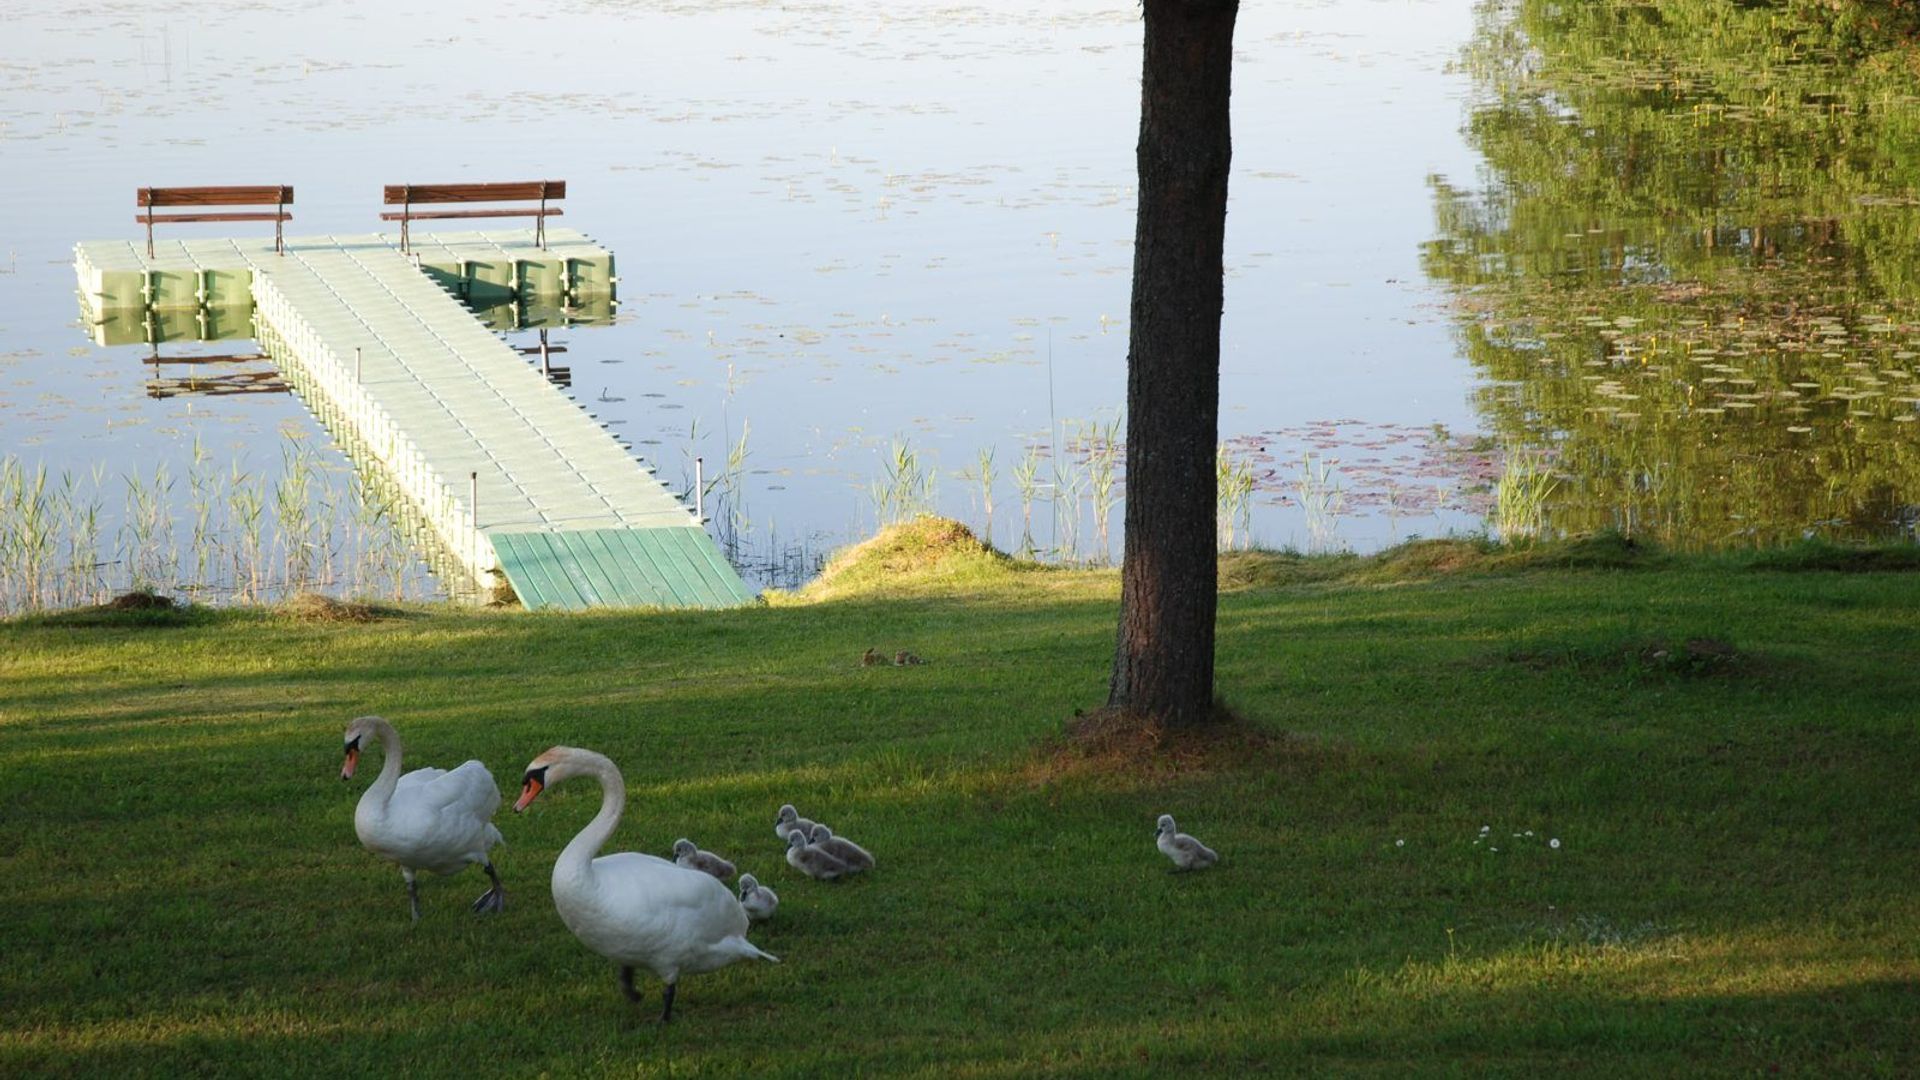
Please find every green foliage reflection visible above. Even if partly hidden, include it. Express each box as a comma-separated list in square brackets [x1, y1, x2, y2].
[1427, 0, 1920, 547]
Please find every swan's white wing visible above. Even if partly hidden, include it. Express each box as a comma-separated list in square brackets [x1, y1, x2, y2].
[394, 766, 448, 796]
[594, 853, 741, 920]
[382, 761, 502, 871]
[410, 760, 501, 815]
[569, 853, 752, 973]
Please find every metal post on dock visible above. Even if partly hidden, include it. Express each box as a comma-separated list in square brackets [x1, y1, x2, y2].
[470, 471, 478, 525]
[355, 346, 363, 381]
[695, 457, 704, 522]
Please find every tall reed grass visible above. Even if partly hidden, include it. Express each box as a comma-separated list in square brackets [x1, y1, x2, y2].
[869, 437, 937, 528]
[1218, 445, 1257, 551]
[1295, 452, 1347, 553]
[1494, 443, 1559, 541]
[1012, 445, 1044, 557]
[0, 443, 439, 617]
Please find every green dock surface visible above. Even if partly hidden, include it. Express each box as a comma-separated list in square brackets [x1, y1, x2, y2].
[74, 228, 754, 611]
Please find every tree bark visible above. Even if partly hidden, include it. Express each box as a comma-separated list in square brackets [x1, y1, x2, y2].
[1107, 0, 1238, 727]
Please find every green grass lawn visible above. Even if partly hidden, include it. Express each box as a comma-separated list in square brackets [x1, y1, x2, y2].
[2, 525, 1917, 1076]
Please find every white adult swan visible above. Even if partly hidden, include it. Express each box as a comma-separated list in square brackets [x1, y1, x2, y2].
[340, 715, 505, 920]
[514, 746, 778, 1021]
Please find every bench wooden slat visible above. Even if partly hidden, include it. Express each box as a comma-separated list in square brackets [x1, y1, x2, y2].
[383, 181, 565, 204]
[382, 180, 567, 252]
[377, 208, 564, 221]
[137, 212, 293, 225]
[135, 185, 293, 257]
[138, 186, 293, 208]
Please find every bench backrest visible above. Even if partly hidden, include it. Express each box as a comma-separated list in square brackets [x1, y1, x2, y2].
[136, 186, 294, 257]
[383, 181, 564, 205]
[139, 186, 294, 208]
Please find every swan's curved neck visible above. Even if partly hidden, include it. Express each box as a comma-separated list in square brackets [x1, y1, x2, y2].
[358, 718, 404, 818]
[557, 751, 625, 883]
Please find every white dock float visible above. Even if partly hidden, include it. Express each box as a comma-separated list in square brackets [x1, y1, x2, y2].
[74, 229, 755, 610]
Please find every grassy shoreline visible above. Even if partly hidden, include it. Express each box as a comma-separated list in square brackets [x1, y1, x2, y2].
[4, 525, 1917, 1076]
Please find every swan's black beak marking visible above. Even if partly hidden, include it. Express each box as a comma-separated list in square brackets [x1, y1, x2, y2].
[341, 735, 362, 781]
[514, 765, 549, 813]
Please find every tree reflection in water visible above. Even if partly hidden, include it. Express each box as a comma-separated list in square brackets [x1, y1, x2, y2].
[1427, 0, 1920, 547]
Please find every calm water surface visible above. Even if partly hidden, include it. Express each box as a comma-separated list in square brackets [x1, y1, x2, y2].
[2, 0, 1913, 608]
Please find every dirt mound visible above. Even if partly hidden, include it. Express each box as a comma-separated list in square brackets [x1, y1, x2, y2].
[1029, 703, 1280, 783]
[278, 593, 403, 623]
[106, 589, 176, 610]
[786, 516, 1014, 601]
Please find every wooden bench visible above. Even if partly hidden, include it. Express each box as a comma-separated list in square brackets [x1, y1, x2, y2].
[137, 185, 292, 258]
[381, 181, 565, 253]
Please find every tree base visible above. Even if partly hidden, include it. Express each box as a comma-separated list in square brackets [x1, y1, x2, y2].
[1031, 701, 1273, 781]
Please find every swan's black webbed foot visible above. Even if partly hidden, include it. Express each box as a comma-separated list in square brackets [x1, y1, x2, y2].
[471, 862, 506, 914]
[619, 966, 643, 1003]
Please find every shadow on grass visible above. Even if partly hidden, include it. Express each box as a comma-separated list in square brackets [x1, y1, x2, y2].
[5, 959, 1913, 1076]
[1496, 634, 1757, 680]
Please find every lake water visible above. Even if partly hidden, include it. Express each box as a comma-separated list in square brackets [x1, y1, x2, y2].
[3, 0, 1916, 609]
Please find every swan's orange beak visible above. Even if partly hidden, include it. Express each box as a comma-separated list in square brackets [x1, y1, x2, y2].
[341, 744, 359, 780]
[514, 776, 543, 812]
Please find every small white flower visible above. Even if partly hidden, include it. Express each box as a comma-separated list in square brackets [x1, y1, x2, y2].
[1395, 839, 1405, 847]
[1479, 824, 1490, 833]
[1550, 838, 1561, 849]
[1524, 830, 1535, 837]
[1489, 846, 1499, 852]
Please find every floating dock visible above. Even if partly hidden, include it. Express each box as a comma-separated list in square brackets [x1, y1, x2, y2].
[73, 228, 754, 611]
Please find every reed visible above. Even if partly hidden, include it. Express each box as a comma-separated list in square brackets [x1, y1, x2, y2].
[956, 446, 998, 546]
[868, 437, 936, 528]
[677, 415, 754, 551]
[1012, 445, 1043, 557]
[59, 473, 106, 608]
[1295, 452, 1347, 553]
[712, 420, 753, 550]
[1217, 445, 1258, 551]
[1494, 443, 1560, 541]
[186, 436, 218, 594]
[1052, 458, 1085, 564]
[679, 415, 706, 502]
[1085, 417, 1122, 564]
[0, 459, 57, 610]
[120, 462, 176, 592]
[0, 439, 442, 616]
[226, 464, 267, 604]
[273, 440, 319, 588]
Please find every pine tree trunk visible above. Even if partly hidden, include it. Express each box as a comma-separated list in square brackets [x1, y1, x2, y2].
[1107, 0, 1237, 728]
